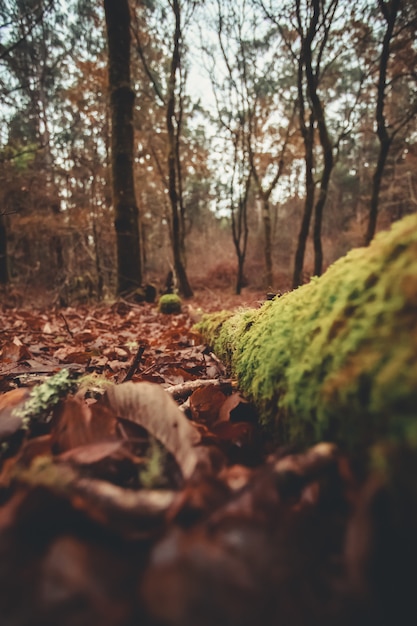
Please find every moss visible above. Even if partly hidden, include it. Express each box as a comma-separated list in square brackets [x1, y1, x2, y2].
[14, 368, 79, 429]
[139, 437, 168, 489]
[196, 214, 417, 451]
[158, 294, 182, 314]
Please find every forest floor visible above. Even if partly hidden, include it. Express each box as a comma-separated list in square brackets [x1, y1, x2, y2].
[0, 289, 405, 626]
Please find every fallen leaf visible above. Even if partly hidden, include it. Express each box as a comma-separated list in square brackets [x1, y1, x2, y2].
[50, 396, 117, 455]
[58, 441, 126, 465]
[0, 339, 32, 363]
[106, 382, 201, 480]
[211, 421, 255, 445]
[217, 392, 257, 424]
[189, 385, 227, 425]
[162, 366, 196, 385]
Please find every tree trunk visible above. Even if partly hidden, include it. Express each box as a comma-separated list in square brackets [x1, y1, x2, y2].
[231, 194, 249, 296]
[262, 196, 273, 288]
[313, 148, 333, 277]
[293, 117, 315, 288]
[365, 0, 400, 245]
[166, 0, 193, 298]
[236, 252, 245, 296]
[304, 0, 334, 277]
[365, 139, 391, 245]
[230, 156, 250, 296]
[104, 0, 142, 295]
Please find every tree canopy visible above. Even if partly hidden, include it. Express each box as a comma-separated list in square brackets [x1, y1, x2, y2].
[0, 0, 416, 298]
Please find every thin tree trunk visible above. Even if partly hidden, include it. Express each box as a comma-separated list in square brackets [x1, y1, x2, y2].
[231, 192, 249, 295]
[166, 0, 193, 298]
[365, 139, 392, 244]
[231, 148, 250, 295]
[365, 0, 400, 245]
[293, 116, 315, 288]
[305, 0, 335, 277]
[313, 146, 334, 276]
[104, 0, 142, 295]
[236, 252, 245, 296]
[262, 196, 273, 288]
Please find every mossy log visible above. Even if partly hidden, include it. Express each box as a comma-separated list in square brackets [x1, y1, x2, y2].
[196, 214, 417, 451]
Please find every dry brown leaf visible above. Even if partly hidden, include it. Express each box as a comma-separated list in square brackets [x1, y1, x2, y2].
[217, 392, 256, 423]
[106, 382, 201, 479]
[189, 385, 227, 425]
[58, 441, 126, 465]
[51, 397, 117, 454]
[0, 339, 32, 363]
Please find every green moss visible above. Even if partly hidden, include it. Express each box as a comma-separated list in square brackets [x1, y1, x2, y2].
[15, 368, 79, 429]
[139, 437, 168, 489]
[196, 214, 417, 451]
[158, 294, 182, 314]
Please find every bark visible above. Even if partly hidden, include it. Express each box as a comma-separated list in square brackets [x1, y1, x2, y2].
[231, 146, 250, 296]
[232, 192, 249, 296]
[236, 252, 246, 296]
[292, 127, 315, 289]
[313, 162, 331, 277]
[262, 197, 273, 289]
[293, 0, 337, 284]
[365, 0, 400, 245]
[166, 0, 193, 298]
[366, 139, 392, 245]
[231, 173, 250, 296]
[292, 45, 315, 289]
[104, 0, 142, 294]
[305, 0, 335, 277]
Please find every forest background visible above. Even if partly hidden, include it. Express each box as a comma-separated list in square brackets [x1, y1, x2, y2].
[0, 0, 416, 304]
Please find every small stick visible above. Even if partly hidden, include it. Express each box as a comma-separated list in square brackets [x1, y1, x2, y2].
[60, 313, 74, 339]
[165, 378, 234, 400]
[122, 343, 147, 382]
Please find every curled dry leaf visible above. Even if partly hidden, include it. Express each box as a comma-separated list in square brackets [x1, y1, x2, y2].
[72, 478, 176, 536]
[106, 382, 202, 480]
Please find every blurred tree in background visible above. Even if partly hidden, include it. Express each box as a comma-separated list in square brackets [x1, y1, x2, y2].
[0, 0, 416, 301]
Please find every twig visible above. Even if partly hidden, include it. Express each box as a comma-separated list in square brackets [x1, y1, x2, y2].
[122, 343, 147, 382]
[60, 313, 74, 339]
[165, 378, 234, 400]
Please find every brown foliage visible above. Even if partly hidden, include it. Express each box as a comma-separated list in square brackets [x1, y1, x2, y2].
[0, 297, 415, 625]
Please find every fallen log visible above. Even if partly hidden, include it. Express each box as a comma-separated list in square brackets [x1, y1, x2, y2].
[196, 213, 417, 452]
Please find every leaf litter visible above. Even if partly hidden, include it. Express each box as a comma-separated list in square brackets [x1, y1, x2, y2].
[0, 296, 414, 626]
